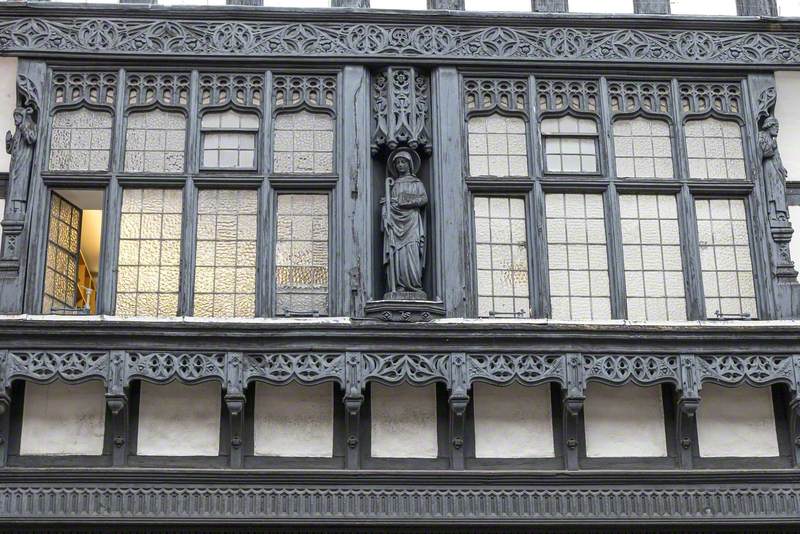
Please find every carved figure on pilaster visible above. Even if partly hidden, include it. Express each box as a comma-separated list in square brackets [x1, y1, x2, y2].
[756, 86, 797, 280]
[5, 93, 38, 219]
[381, 149, 427, 300]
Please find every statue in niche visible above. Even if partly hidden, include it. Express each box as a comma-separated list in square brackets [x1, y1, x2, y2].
[759, 115, 790, 225]
[381, 149, 427, 300]
[5, 105, 37, 218]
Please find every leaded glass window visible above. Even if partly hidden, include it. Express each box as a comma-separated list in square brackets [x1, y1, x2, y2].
[43, 194, 80, 313]
[467, 115, 528, 177]
[695, 198, 757, 318]
[546, 193, 611, 320]
[273, 111, 334, 174]
[613, 118, 674, 180]
[124, 109, 186, 173]
[49, 109, 113, 172]
[619, 194, 687, 321]
[200, 111, 259, 170]
[116, 189, 183, 317]
[473, 196, 530, 318]
[541, 116, 599, 174]
[685, 118, 746, 180]
[275, 194, 329, 316]
[194, 189, 258, 318]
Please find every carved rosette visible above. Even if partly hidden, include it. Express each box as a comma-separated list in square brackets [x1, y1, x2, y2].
[371, 66, 431, 156]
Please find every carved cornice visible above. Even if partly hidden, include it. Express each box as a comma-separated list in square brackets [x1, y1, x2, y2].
[4, 10, 800, 66]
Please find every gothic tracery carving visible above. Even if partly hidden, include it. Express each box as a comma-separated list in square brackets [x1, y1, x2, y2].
[200, 73, 263, 110]
[126, 73, 190, 108]
[679, 82, 742, 117]
[52, 72, 116, 108]
[464, 78, 527, 115]
[371, 66, 431, 156]
[537, 79, 598, 115]
[273, 74, 336, 111]
[125, 352, 226, 384]
[608, 81, 671, 116]
[244, 353, 345, 386]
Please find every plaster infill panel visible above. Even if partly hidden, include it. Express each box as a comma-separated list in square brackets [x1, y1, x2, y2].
[136, 381, 221, 456]
[473, 382, 554, 458]
[253, 382, 333, 457]
[697, 383, 779, 458]
[371, 383, 437, 458]
[20, 380, 106, 456]
[583, 383, 668, 458]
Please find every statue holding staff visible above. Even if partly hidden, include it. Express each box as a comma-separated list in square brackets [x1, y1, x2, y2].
[5, 105, 37, 218]
[759, 115, 789, 225]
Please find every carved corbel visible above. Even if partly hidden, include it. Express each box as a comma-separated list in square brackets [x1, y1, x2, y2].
[676, 354, 700, 468]
[106, 350, 128, 467]
[225, 352, 245, 468]
[448, 352, 469, 470]
[344, 351, 363, 469]
[562, 353, 585, 470]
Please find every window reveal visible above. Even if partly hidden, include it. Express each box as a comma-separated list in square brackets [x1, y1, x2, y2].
[115, 189, 183, 317]
[194, 189, 258, 318]
[49, 108, 112, 172]
[275, 193, 329, 316]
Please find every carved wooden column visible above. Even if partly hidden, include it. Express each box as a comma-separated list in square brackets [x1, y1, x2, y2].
[344, 352, 363, 469]
[106, 350, 129, 467]
[562, 353, 584, 470]
[676, 355, 700, 469]
[448, 353, 469, 469]
[225, 352, 245, 468]
[737, 0, 777, 16]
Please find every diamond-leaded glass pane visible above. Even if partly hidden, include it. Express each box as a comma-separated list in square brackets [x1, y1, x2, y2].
[474, 196, 530, 318]
[49, 109, 113, 172]
[619, 194, 686, 321]
[115, 189, 183, 317]
[685, 118, 746, 180]
[193, 189, 257, 318]
[275, 194, 329, 315]
[43, 194, 81, 313]
[468, 114, 529, 177]
[541, 116, 598, 174]
[613, 118, 674, 180]
[695, 198, 757, 318]
[545, 193, 611, 321]
[273, 111, 334, 174]
[124, 110, 186, 173]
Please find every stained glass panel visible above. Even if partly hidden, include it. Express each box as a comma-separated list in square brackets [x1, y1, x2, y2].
[43, 193, 81, 313]
[275, 194, 329, 316]
[116, 189, 183, 317]
[273, 111, 334, 174]
[194, 189, 258, 317]
[49, 109, 113, 172]
[124, 109, 186, 173]
[467, 115, 528, 177]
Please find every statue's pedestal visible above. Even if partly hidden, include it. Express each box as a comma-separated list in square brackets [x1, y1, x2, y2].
[365, 295, 444, 323]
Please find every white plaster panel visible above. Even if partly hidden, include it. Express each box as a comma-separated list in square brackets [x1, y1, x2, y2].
[775, 72, 800, 183]
[0, 57, 17, 173]
[371, 383, 437, 458]
[473, 383, 554, 458]
[136, 381, 221, 456]
[253, 382, 333, 457]
[697, 384, 779, 458]
[20, 380, 105, 456]
[790, 205, 800, 267]
[584, 384, 668, 458]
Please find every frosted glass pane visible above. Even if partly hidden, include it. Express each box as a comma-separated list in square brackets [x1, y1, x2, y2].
[124, 109, 186, 173]
[542, 117, 598, 174]
[43, 193, 81, 313]
[371, 0, 427, 8]
[670, 0, 737, 15]
[685, 118, 745, 180]
[115, 189, 183, 317]
[193, 190, 257, 318]
[613, 118, 674, 179]
[570, 0, 633, 13]
[778, 0, 800, 15]
[474, 196, 530, 318]
[49, 108, 112, 172]
[695, 198, 757, 318]
[273, 111, 334, 174]
[275, 194, 329, 316]
[468, 114, 529, 177]
[465, 0, 531, 11]
[620, 194, 686, 321]
[546, 193, 611, 320]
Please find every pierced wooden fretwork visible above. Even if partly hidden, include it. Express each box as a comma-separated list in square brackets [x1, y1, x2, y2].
[608, 81, 671, 116]
[463, 78, 527, 115]
[126, 73, 190, 109]
[52, 71, 116, 109]
[200, 73, 263, 110]
[679, 82, 742, 117]
[273, 74, 336, 112]
[537, 79, 598, 115]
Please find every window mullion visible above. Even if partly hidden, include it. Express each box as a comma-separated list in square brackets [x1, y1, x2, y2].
[177, 70, 200, 316]
[527, 74, 548, 318]
[258, 69, 274, 317]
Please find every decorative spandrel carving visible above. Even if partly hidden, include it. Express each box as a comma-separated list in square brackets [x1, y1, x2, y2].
[127, 73, 190, 108]
[696, 355, 795, 388]
[464, 78, 527, 115]
[371, 66, 431, 156]
[679, 82, 742, 118]
[582, 354, 680, 387]
[537, 79, 598, 115]
[608, 81, 670, 116]
[361, 353, 449, 387]
[125, 352, 226, 384]
[755, 85, 797, 280]
[467, 353, 564, 387]
[5, 75, 39, 221]
[243, 353, 345, 386]
[200, 73, 263, 109]
[52, 72, 116, 108]
[4, 351, 109, 387]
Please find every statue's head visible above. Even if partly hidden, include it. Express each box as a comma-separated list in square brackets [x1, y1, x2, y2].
[763, 116, 780, 135]
[391, 150, 415, 176]
[12, 108, 23, 126]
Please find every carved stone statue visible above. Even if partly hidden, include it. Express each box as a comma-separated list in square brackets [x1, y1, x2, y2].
[381, 149, 427, 300]
[759, 115, 790, 225]
[5, 105, 36, 218]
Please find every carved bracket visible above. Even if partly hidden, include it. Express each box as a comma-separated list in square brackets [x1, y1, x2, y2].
[371, 66, 431, 156]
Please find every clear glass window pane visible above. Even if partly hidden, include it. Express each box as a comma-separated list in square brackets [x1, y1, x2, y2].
[541, 116, 598, 174]
[115, 189, 183, 317]
[569, 0, 633, 13]
[201, 110, 258, 170]
[670, 0, 737, 15]
[619, 194, 686, 321]
[273, 111, 334, 175]
[695, 198, 757, 318]
[193, 190, 258, 318]
[613, 118, 674, 180]
[49, 108, 113, 172]
[473, 196, 530, 318]
[545, 193, 611, 321]
[275, 194, 329, 316]
[124, 109, 186, 174]
[468, 114, 529, 178]
[685, 118, 745, 180]
[43, 194, 81, 313]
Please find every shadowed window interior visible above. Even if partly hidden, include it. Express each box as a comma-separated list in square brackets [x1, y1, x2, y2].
[49, 108, 112, 172]
[115, 188, 183, 317]
[467, 114, 528, 177]
[43, 189, 103, 315]
[124, 109, 187, 173]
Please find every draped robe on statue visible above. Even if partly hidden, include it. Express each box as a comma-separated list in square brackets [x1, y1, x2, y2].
[383, 174, 428, 294]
